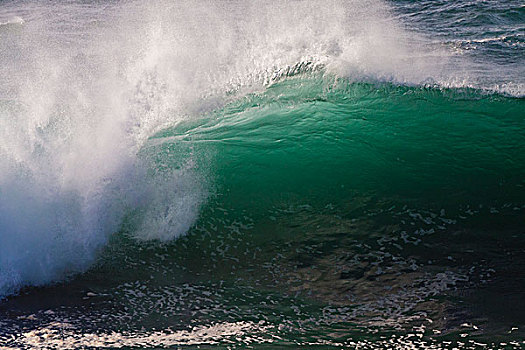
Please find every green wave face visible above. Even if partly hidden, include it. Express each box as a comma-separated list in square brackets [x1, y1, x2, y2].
[2, 73, 524, 348]
[149, 74, 525, 214]
[93, 73, 524, 346]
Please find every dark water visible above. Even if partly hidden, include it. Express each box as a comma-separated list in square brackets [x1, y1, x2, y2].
[0, 0, 524, 348]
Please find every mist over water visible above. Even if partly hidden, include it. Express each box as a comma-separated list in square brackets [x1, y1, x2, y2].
[0, 0, 524, 348]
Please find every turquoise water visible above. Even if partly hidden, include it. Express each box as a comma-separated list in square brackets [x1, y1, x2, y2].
[0, 0, 524, 348]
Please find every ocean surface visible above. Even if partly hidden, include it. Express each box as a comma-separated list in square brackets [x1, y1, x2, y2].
[0, 0, 524, 348]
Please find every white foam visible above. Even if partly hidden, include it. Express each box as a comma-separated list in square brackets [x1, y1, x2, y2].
[0, 16, 24, 26]
[10, 321, 272, 349]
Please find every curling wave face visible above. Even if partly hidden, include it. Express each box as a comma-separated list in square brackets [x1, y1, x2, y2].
[0, 0, 433, 298]
[0, 0, 523, 302]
